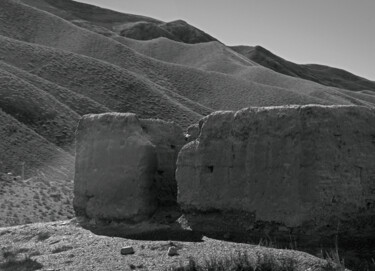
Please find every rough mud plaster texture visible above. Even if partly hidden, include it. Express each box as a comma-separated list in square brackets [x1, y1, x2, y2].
[141, 119, 185, 205]
[74, 113, 184, 222]
[176, 105, 375, 229]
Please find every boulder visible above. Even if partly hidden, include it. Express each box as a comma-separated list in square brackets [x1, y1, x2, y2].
[121, 246, 135, 255]
[185, 123, 200, 142]
[167, 246, 178, 256]
[74, 113, 184, 222]
[176, 105, 375, 242]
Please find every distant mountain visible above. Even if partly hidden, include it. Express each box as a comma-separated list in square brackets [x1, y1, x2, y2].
[118, 20, 219, 44]
[231, 45, 375, 92]
[21, 0, 218, 43]
[22, 0, 374, 92]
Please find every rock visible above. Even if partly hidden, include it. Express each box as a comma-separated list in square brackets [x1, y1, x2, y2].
[88, 219, 97, 227]
[176, 105, 375, 241]
[167, 246, 178, 256]
[74, 113, 184, 222]
[185, 118, 206, 142]
[121, 246, 135, 255]
[185, 124, 199, 142]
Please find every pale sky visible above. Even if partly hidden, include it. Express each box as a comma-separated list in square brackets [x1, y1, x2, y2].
[79, 0, 375, 80]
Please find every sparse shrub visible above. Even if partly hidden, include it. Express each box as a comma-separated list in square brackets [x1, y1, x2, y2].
[258, 238, 280, 249]
[323, 249, 345, 271]
[1, 247, 17, 261]
[0, 230, 11, 236]
[166, 251, 297, 271]
[35, 231, 51, 242]
[0, 247, 43, 271]
[0, 254, 42, 270]
[52, 245, 73, 254]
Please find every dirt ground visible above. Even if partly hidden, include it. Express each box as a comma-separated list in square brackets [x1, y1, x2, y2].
[0, 219, 330, 271]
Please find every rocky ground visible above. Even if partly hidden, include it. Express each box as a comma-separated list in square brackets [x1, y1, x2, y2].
[0, 219, 333, 271]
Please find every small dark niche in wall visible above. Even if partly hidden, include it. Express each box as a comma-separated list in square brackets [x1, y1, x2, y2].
[141, 125, 148, 133]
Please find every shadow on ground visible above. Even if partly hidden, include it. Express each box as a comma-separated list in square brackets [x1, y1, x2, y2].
[182, 211, 375, 271]
[75, 207, 375, 270]
[77, 206, 204, 242]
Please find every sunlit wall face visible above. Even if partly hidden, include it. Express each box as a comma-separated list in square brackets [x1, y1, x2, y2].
[79, 0, 375, 80]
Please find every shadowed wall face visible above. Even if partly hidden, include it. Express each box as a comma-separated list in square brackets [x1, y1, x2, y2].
[74, 113, 158, 222]
[74, 113, 185, 222]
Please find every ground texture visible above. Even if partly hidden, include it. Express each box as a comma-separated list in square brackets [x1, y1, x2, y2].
[0, 220, 330, 271]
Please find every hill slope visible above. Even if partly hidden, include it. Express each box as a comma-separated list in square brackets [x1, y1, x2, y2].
[232, 45, 375, 92]
[21, 0, 218, 44]
[21, 0, 375, 94]
[3, 0, 372, 111]
[0, 109, 73, 179]
[22, 0, 374, 93]
[118, 37, 375, 108]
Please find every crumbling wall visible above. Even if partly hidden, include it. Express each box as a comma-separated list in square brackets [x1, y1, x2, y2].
[74, 113, 184, 222]
[176, 105, 375, 235]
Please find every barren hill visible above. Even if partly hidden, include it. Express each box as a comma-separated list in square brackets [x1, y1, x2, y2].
[3, 0, 373, 112]
[22, 0, 374, 94]
[21, 0, 218, 43]
[120, 38, 375, 108]
[232, 45, 375, 92]
[0, 109, 73, 179]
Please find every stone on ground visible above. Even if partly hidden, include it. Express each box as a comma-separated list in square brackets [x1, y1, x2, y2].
[121, 246, 135, 255]
[167, 246, 178, 256]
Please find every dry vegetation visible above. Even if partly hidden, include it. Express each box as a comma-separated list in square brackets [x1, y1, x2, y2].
[0, 108, 73, 180]
[0, 173, 73, 227]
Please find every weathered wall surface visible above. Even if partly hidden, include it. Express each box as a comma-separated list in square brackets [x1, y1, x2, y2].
[176, 105, 375, 233]
[141, 118, 185, 205]
[74, 113, 183, 222]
